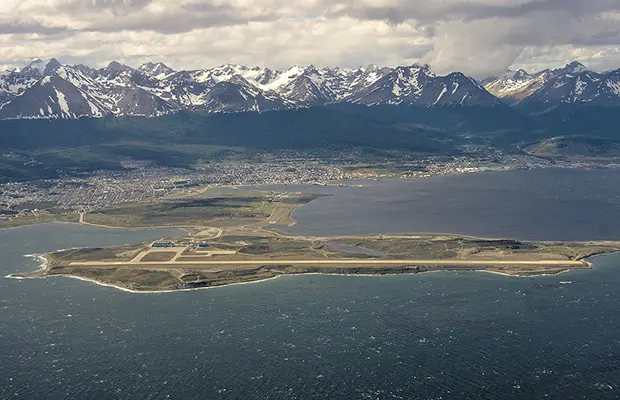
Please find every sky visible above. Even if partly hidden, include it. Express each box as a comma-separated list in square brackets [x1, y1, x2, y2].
[1, 0, 620, 78]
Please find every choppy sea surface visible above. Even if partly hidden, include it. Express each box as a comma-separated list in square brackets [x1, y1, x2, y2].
[2, 169, 620, 399]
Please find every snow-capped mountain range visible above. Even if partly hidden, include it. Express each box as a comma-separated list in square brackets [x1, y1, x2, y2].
[484, 61, 620, 107]
[1, 58, 619, 120]
[0, 59, 498, 120]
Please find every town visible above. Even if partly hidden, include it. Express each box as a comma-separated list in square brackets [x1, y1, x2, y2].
[1, 148, 618, 225]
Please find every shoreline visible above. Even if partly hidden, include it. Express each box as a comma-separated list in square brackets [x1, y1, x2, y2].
[8, 218, 618, 245]
[6, 264, 585, 294]
[477, 269, 571, 278]
[0, 220, 188, 233]
[5, 237, 618, 295]
[6, 272, 285, 294]
[2, 164, 616, 234]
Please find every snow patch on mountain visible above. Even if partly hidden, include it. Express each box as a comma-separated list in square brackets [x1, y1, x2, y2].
[608, 80, 620, 95]
[55, 89, 70, 117]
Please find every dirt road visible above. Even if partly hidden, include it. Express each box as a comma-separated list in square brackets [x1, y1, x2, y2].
[78, 212, 222, 238]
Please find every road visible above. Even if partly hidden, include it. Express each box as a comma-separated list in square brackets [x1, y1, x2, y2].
[78, 211, 223, 239]
[255, 192, 306, 227]
[68, 258, 588, 268]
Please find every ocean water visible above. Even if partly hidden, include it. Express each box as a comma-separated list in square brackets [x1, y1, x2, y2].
[2, 170, 620, 399]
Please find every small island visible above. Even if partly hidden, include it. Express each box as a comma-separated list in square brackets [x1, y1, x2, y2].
[10, 189, 620, 292]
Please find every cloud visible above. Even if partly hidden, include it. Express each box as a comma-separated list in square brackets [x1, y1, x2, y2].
[0, 0, 620, 77]
[326, 0, 620, 24]
[59, 0, 154, 14]
[82, 2, 283, 34]
[0, 20, 68, 35]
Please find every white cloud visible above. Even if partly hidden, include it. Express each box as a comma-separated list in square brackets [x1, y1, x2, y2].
[1, 0, 620, 77]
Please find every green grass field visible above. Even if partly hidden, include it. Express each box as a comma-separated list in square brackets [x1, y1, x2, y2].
[0, 213, 79, 229]
[86, 191, 278, 227]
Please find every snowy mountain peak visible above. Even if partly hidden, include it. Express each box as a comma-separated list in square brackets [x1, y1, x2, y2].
[138, 62, 175, 79]
[21, 59, 46, 74]
[227, 74, 256, 89]
[361, 64, 379, 72]
[513, 69, 531, 80]
[560, 61, 588, 74]
[253, 68, 280, 86]
[21, 58, 61, 76]
[304, 64, 318, 73]
[44, 58, 62, 75]
[344, 63, 497, 107]
[407, 63, 434, 76]
[71, 64, 97, 76]
[106, 61, 133, 72]
[540, 61, 590, 78]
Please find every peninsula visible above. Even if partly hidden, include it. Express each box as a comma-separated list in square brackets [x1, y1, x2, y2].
[11, 188, 620, 292]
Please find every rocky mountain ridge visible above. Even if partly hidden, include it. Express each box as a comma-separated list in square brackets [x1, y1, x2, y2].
[0, 59, 500, 120]
[484, 61, 620, 107]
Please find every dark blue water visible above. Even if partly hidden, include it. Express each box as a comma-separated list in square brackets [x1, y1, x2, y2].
[2, 170, 620, 399]
[253, 169, 620, 240]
